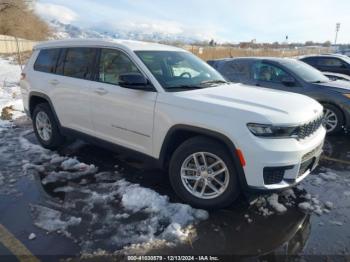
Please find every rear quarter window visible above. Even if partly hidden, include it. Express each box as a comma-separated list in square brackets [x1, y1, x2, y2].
[34, 49, 60, 73]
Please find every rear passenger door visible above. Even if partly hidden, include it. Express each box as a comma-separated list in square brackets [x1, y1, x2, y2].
[51, 47, 97, 135]
[91, 48, 157, 155]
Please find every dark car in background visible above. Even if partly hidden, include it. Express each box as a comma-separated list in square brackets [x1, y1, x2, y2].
[323, 72, 350, 82]
[300, 54, 350, 76]
[208, 57, 350, 134]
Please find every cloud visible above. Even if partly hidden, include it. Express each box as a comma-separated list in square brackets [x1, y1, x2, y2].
[35, 3, 78, 24]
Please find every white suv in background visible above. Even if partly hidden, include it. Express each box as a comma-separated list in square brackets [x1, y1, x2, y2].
[20, 39, 326, 209]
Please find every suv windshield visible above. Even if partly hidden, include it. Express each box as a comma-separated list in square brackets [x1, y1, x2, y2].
[281, 59, 330, 83]
[136, 51, 226, 91]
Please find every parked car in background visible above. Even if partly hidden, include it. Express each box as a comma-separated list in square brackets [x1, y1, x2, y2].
[300, 54, 350, 76]
[323, 72, 350, 82]
[208, 57, 350, 134]
[20, 39, 326, 209]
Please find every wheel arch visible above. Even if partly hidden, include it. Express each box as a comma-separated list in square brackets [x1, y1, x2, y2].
[159, 124, 248, 189]
[29, 91, 62, 128]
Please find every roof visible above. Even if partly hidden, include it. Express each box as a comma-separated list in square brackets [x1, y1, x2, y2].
[34, 38, 184, 52]
[299, 53, 349, 59]
[208, 57, 298, 63]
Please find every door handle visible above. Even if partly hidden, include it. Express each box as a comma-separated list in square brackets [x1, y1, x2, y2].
[49, 79, 59, 85]
[94, 87, 108, 95]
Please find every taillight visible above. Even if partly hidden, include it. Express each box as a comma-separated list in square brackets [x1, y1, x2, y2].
[20, 73, 26, 80]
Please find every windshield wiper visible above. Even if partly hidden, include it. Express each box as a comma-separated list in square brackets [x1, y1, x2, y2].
[310, 80, 327, 84]
[200, 80, 228, 85]
[166, 84, 206, 91]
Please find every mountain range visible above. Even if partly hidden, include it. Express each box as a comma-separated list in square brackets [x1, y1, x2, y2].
[50, 20, 205, 44]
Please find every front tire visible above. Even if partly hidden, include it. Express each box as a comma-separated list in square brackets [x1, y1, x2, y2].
[32, 103, 64, 149]
[322, 104, 344, 134]
[169, 136, 240, 209]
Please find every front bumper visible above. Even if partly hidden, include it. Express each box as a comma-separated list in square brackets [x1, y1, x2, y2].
[238, 126, 326, 190]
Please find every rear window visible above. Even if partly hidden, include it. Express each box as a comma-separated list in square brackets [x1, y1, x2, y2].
[63, 48, 97, 80]
[34, 49, 60, 73]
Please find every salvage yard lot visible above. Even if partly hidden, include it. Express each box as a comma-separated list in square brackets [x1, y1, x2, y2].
[1, 57, 350, 260]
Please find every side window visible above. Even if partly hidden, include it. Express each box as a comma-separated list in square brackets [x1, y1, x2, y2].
[302, 57, 318, 66]
[63, 48, 96, 79]
[318, 58, 344, 67]
[231, 61, 251, 81]
[253, 62, 291, 83]
[98, 49, 141, 85]
[34, 49, 60, 73]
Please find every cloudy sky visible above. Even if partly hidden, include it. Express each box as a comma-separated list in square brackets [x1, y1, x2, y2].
[35, 0, 350, 43]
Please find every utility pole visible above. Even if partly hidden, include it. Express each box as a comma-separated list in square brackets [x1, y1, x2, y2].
[334, 23, 340, 45]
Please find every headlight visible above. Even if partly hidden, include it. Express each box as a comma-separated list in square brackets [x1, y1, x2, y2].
[343, 94, 350, 99]
[247, 123, 298, 138]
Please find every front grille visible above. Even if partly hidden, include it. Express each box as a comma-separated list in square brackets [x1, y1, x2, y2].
[298, 158, 315, 178]
[292, 115, 323, 140]
[263, 166, 293, 185]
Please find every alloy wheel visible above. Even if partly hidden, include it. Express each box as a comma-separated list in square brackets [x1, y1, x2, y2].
[180, 152, 230, 199]
[323, 108, 338, 133]
[35, 111, 52, 141]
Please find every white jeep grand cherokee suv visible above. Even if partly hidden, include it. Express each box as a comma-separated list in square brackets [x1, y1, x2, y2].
[20, 39, 326, 209]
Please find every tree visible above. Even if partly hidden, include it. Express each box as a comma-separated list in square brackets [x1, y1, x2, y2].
[0, 0, 50, 40]
[323, 41, 332, 47]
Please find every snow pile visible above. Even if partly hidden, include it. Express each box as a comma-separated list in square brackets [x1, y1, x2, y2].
[252, 188, 297, 217]
[267, 194, 287, 213]
[41, 157, 98, 185]
[319, 171, 338, 181]
[31, 204, 81, 235]
[0, 57, 25, 125]
[16, 135, 209, 252]
[116, 179, 208, 241]
[298, 193, 333, 216]
[33, 178, 208, 252]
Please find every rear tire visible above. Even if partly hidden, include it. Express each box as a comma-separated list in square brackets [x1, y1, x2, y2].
[32, 103, 65, 149]
[322, 104, 344, 134]
[169, 136, 240, 209]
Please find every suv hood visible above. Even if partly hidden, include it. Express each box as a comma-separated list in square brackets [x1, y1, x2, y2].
[171, 83, 323, 125]
[312, 80, 350, 93]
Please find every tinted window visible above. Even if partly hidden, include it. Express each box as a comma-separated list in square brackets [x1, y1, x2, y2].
[34, 49, 60, 73]
[281, 59, 329, 83]
[63, 48, 96, 79]
[318, 57, 344, 67]
[253, 62, 290, 83]
[221, 60, 251, 82]
[301, 57, 318, 66]
[98, 49, 141, 85]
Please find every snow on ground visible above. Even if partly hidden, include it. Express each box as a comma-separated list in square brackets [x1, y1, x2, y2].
[0, 56, 25, 129]
[12, 130, 208, 253]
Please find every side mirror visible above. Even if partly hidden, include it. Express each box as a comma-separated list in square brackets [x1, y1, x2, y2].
[281, 76, 296, 87]
[119, 73, 153, 91]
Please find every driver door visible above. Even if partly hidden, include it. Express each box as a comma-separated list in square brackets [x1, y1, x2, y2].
[252, 61, 304, 94]
[91, 48, 157, 155]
